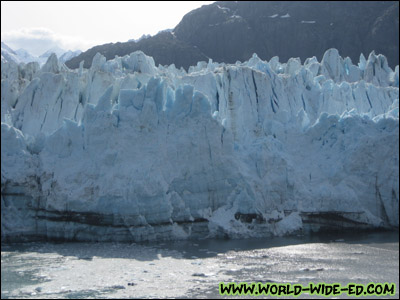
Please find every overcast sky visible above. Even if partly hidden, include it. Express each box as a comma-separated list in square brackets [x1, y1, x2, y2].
[1, 1, 214, 56]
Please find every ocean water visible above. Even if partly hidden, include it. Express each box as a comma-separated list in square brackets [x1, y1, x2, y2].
[1, 231, 398, 299]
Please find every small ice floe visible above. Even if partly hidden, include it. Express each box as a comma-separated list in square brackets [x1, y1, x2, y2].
[280, 13, 290, 18]
[112, 285, 126, 289]
[301, 20, 316, 24]
[192, 273, 207, 277]
[256, 279, 276, 283]
[302, 268, 324, 272]
[269, 14, 278, 18]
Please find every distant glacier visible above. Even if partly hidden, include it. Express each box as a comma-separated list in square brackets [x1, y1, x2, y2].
[1, 48, 398, 242]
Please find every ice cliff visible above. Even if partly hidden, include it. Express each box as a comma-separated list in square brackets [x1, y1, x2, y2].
[1, 49, 399, 242]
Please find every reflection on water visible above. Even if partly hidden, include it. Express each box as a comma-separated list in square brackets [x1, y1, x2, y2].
[1, 231, 398, 299]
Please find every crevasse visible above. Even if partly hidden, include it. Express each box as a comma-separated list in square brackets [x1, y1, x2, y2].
[1, 48, 398, 242]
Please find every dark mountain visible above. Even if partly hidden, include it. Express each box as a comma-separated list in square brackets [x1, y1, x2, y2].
[66, 1, 399, 70]
[66, 31, 208, 70]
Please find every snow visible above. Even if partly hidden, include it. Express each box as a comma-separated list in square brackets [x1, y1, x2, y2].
[1, 42, 21, 64]
[216, 5, 230, 12]
[1, 42, 81, 66]
[59, 50, 82, 63]
[1, 42, 15, 53]
[128, 34, 152, 43]
[14, 49, 38, 64]
[1, 48, 399, 242]
[39, 46, 66, 59]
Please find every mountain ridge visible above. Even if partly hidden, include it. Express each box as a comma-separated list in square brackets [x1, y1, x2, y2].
[65, 1, 399, 70]
[1, 42, 82, 65]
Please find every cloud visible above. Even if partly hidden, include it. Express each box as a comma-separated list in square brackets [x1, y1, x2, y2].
[1, 27, 98, 56]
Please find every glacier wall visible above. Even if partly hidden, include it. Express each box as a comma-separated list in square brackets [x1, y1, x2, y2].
[1, 49, 399, 242]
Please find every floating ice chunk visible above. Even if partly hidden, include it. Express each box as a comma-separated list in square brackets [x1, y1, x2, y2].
[273, 212, 302, 236]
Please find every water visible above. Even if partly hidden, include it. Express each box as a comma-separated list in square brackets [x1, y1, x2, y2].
[1, 231, 398, 298]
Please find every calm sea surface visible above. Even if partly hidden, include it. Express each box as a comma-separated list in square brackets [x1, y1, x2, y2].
[1, 231, 398, 298]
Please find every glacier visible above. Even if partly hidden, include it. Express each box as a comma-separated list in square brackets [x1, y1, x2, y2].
[1, 48, 399, 242]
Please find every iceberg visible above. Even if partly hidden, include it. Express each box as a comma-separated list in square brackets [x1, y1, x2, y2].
[1, 49, 398, 242]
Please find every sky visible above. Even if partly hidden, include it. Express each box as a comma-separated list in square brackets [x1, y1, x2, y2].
[1, 1, 214, 56]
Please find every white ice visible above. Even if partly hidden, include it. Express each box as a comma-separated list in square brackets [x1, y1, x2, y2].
[1, 48, 399, 242]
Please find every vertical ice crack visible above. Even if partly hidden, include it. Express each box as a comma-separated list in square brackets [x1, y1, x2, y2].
[252, 70, 261, 122]
[251, 70, 259, 104]
[375, 174, 389, 225]
[270, 96, 276, 113]
[57, 92, 64, 120]
[30, 85, 38, 107]
[301, 94, 306, 111]
[365, 91, 373, 109]
[216, 90, 220, 112]
[40, 110, 48, 131]
[271, 86, 279, 108]
[204, 125, 213, 162]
